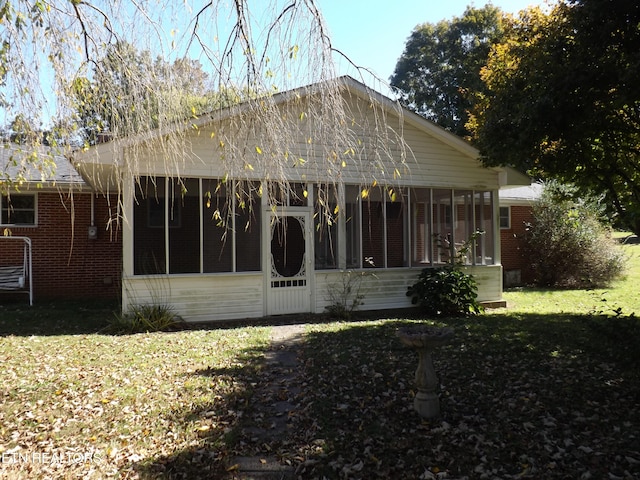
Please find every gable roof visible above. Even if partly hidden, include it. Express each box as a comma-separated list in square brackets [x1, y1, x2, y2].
[73, 75, 529, 189]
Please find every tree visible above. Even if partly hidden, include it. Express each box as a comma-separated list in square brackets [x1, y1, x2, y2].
[0, 0, 406, 225]
[469, 0, 640, 236]
[390, 5, 505, 137]
[70, 41, 218, 145]
[523, 181, 625, 288]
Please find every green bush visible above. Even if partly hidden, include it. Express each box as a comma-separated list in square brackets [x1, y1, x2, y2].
[109, 303, 185, 333]
[524, 182, 626, 288]
[406, 266, 483, 317]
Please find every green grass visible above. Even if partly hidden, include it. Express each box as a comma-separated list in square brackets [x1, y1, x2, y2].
[0, 240, 638, 479]
[0, 314, 271, 479]
[501, 240, 639, 316]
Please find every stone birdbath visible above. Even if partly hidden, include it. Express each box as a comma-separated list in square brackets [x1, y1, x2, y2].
[397, 325, 454, 419]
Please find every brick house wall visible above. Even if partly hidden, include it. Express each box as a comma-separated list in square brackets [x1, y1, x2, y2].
[1, 192, 122, 301]
[500, 204, 534, 285]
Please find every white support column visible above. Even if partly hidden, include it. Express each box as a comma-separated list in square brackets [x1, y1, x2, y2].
[121, 167, 135, 313]
[337, 182, 346, 270]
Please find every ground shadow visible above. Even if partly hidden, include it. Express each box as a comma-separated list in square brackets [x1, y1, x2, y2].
[131, 310, 640, 479]
[0, 299, 119, 336]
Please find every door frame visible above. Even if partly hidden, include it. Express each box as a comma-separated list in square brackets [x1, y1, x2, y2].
[263, 207, 314, 316]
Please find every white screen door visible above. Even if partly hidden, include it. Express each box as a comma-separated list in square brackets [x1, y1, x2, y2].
[266, 212, 311, 315]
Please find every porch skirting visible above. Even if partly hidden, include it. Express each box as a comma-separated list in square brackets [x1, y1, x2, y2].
[122, 265, 503, 323]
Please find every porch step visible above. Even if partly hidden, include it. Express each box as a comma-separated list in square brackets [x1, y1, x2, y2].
[480, 300, 507, 309]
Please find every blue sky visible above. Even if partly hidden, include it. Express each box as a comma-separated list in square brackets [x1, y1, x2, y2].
[317, 0, 544, 84]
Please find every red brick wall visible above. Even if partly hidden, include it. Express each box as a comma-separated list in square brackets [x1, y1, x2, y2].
[500, 205, 534, 284]
[1, 192, 122, 300]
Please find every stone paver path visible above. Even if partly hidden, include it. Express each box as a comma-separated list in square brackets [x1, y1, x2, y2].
[230, 323, 306, 479]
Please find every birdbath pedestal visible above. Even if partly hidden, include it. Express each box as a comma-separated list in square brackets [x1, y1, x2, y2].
[397, 326, 454, 419]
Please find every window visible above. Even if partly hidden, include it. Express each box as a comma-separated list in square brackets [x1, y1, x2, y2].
[410, 188, 496, 267]
[314, 184, 338, 270]
[475, 191, 495, 265]
[432, 189, 453, 264]
[234, 183, 261, 272]
[133, 176, 261, 276]
[345, 185, 361, 269]
[499, 206, 511, 229]
[352, 186, 408, 269]
[1, 194, 36, 225]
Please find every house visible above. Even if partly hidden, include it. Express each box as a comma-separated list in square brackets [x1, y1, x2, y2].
[0, 145, 122, 303]
[70, 76, 531, 321]
[499, 183, 543, 287]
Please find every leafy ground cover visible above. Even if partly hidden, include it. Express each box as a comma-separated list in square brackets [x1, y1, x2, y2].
[0, 241, 638, 479]
[0, 314, 271, 479]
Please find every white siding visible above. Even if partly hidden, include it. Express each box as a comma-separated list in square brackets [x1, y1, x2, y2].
[315, 266, 503, 315]
[123, 274, 264, 322]
[131, 93, 500, 191]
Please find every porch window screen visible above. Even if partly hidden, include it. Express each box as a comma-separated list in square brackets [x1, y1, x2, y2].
[314, 184, 338, 270]
[410, 188, 495, 267]
[352, 186, 409, 269]
[134, 178, 167, 275]
[202, 179, 231, 273]
[133, 176, 261, 275]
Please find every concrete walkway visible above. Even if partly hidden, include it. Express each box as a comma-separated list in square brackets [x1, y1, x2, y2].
[230, 323, 306, 479]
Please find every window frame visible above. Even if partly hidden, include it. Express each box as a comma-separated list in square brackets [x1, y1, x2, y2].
[499, 206, 511, 229]
[0, 193, 37, 226]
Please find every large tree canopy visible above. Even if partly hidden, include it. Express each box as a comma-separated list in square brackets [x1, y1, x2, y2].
[390, 5, 505, 138]
[0, 0, 406, 221]
[469, 0, 640, 236]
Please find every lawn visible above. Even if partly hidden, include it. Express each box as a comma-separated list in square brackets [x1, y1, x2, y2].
[0, 241, 638, 479]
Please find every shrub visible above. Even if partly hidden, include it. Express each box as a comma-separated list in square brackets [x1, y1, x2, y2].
[406, 266, 483, 317]
[325, 270, 369, 320]
[524, 182, 626, 288]
[109, 303, 184, 333]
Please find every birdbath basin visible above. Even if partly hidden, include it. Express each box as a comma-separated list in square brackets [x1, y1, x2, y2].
[397, 325, 454, 419]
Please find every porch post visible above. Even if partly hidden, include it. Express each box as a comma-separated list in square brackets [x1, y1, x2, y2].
[121, 170, 135, 312]
[337, 182, 346, 269]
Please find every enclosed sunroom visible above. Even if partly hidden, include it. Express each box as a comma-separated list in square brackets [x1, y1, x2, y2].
[75, 76, 526, 322]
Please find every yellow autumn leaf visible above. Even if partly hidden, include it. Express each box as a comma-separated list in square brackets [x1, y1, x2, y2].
[255, 146, 263, 154]
[333, 205, 340, 214]
[361, 188, 369, 199]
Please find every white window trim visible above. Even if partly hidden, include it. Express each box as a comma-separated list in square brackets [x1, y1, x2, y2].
[0, 193, 38, 227]
[499, 206, 511, 230]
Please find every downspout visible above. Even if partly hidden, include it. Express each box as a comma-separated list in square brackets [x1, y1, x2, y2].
[91, 193, 95, 228]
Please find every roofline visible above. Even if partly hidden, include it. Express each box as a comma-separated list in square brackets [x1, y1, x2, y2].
[337, 76, 481, 159]
[73, 75, 530, 188]
[75, 75, 482, 159]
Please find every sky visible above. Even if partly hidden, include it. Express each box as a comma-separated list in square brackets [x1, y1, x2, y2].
[317, 0, 544, 85]
[1, 0, 544, 127]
